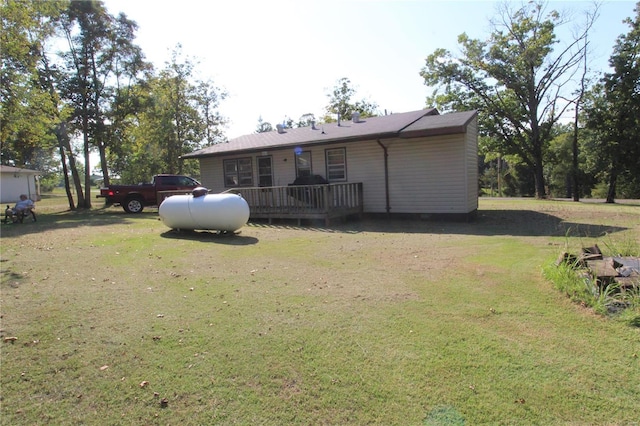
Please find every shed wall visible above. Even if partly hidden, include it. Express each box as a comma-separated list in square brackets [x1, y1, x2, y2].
[382, 135, 468, 214]
[465, 116, 479, 212]
[0, 173, 39, 204]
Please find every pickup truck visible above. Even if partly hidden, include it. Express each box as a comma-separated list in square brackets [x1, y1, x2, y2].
[97, 174, 201, 213]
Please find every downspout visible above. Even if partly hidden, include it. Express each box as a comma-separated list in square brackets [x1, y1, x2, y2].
[376, 139, 391, 214]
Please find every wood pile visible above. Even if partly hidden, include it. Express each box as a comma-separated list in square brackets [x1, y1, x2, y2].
[558, 244, 640, 290]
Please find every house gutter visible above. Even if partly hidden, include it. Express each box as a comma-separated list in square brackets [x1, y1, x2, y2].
[376, 139, 391, 214]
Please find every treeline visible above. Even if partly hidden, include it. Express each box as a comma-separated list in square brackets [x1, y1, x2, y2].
[1, 0, 226, 209]
[1, 1, 639, 208]
[422, 1, 639, 201]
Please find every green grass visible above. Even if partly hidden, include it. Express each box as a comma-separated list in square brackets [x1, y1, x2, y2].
[1, 195, 639, 424]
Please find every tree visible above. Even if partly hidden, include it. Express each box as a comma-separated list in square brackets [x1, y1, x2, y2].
[157, 47, 210, 174]
[60, 0, 147, 207]
[255, 116, 272, 133]
[195, 79, 227, 145]
[421, 1, 596, 198]
[109, 46, 225, 182]
[322, 77, 378, 123]
[296, 113, 317, 128]
[0, 0, 65, 168]
[0, 0, 81, 209]
[583, 3, 640, 202]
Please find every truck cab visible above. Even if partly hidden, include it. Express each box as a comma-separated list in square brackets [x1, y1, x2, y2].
[98, 174, 201, 213]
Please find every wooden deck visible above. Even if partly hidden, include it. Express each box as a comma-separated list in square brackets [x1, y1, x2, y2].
[159, 182, 364, 226]
[232, 182, 363, 226]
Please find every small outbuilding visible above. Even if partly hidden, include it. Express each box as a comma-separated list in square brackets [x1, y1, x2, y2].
[0, 165, 41, 204]
[182, 108, 478, 223]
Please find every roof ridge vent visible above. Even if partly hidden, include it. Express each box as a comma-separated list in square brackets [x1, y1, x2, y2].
[352, 112, 360, 123]
[276, 124, 285, 134]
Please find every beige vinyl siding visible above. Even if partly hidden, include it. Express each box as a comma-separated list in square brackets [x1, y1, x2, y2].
[465, 116, 479, 211]
[197, 119, 477, 215]
[337, 140, 387, 213]
[384, 134, 468, 214]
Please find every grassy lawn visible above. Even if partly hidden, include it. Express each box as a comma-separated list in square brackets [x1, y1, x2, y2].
[1, 195, 639, 425]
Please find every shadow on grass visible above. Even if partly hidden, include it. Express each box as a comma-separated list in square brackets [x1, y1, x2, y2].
[249, 209, 628, 237]
[0, 261, 24, 288]
[0, 207, 159, 238]
[0, 207, 629, 239]
[160, 229, 259, 245]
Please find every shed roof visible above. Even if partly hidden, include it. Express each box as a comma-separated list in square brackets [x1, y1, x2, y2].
[182, 108, 477, 159]
[0, 165, 41, 175]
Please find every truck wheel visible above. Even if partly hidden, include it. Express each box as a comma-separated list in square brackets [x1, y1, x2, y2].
[123, 197, 144, 213]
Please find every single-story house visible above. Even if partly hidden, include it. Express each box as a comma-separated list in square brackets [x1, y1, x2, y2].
[0, 165, 41, 204]
[182, 108, 478, 223]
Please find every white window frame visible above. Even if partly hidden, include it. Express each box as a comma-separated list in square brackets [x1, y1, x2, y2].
[257, 156, 273, 187]
[296, 151, 312, 178]
[223, 157, 253, 187]
[325, 147, 347, 182]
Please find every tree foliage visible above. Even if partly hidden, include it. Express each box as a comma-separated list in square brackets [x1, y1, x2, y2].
[255, 116, 273, 133]
[583, 2, 640, 202]
[59, 0, 150, 206]
[421, 1, 595, 198]
[109, 46, 226, 183]
[0, 0, 66, 170]
[323, 77, 378, 122]
[2, 1, 228, 197]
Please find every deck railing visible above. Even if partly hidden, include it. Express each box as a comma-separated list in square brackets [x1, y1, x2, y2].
[233, 182, 363, 225]
[160, 182, 364, 226]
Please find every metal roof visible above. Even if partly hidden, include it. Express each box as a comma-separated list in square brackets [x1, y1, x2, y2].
[182, 108, 477, 159]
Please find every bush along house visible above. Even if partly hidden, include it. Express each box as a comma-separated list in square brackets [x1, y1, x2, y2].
[181, 108, 478, 225]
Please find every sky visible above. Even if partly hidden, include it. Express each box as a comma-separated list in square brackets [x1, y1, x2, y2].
[102, 0, 637, 139]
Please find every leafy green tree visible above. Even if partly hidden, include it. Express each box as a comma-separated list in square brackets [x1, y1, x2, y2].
[0, 0, 64, 167]
[195, 79, 227, 145]
[421, 1, 596, 198]
[157, 47, 207, 174]
[111, 47, 226, 182]
[583, 3, 640, 202]
[59, 0, 147, 207]
[255, 116, 273, 133]
[323, 77, 378, 123]
[0, 0, 84, 208]
[296, 113, 317, 128]
[543, 124, 594, 198]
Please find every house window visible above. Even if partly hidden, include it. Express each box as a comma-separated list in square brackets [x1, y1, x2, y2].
[257, 156, 273, 187]
[296, 151, 312, 178]
[325, 148, 346, 181]
[224, 158, 253, 187]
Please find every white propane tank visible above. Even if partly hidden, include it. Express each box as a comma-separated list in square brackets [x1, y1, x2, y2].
[159, 189, 250, 232]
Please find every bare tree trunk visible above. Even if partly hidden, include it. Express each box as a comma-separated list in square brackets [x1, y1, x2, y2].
[571, 112, 580, 201]
[63, 120, 85, 208]
[56, 123, 75, 210]
[84, 128, 92, 209]
[606, 168, 617, 204]
[534, 168, 546, 198]
[41, 54, 80, 209]
[79, 100, 91, 209]
[573, 35, 589, 202]
[98, 137, 110, 187]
